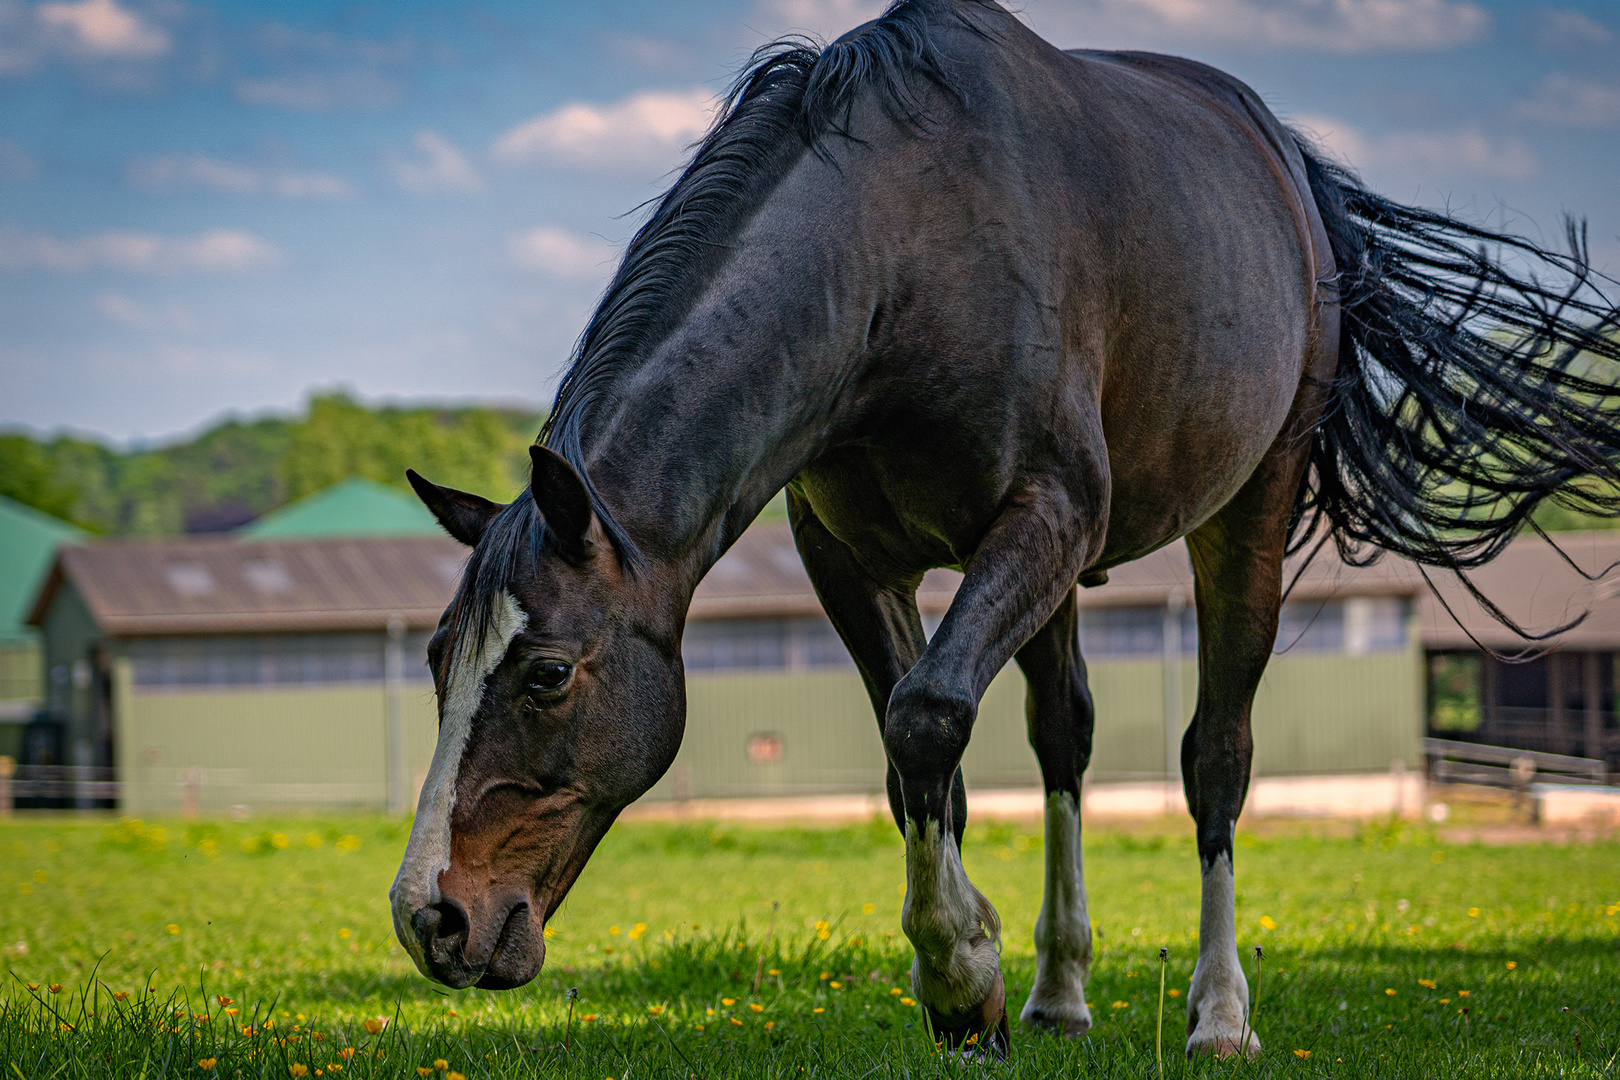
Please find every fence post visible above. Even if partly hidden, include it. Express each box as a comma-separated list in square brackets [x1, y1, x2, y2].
[181, 766, 202, 818]
[1163, 592, 1186, 814]
[0, 755, 13, 818]
[385, 617, 409, 815]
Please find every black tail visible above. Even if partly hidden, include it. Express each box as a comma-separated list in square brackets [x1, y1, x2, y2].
[1292, 138, 1620, 638]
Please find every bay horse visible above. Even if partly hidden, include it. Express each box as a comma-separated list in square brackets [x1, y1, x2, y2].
[390, 0, 1620, 1058]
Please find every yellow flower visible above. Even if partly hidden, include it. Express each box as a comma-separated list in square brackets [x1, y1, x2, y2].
[730, 1017, 743, 1026]
[814, 920, 828, 932]
[964, 1033, 979, 1046]
[581, 1014, 597, 1023]
[216, 996, 233, 1007]
[1439, 999, 1450, 1004]
[1294, 1049, 1311, 1059]
[289, 1066, 308, 1078]
[1260, 916, 1277, 930]
[543, 927, 556, 939]
[647, 1005, 663, 1015]
[416, 1070, 430, 1077]
[817, 930, 830, 940]
[242, 1027, 255, 1037]
[829, 981, 842, 990]
[900, 998, 915, 1007]
[609, 926, 621, 936]
[167, 924, 180, 935]
[862, 903, 876, 914]
[1419, 979, 1437, 989]
[225, 1009, 238, 1017]
[890, 987, 903, 996]
[198, 1059, 217, 1071]
[47, 984, 62, 994]
[1467, 908, 1480, 918]
[1457, 990, 1469, 997]
[327, 1065, 341, 1074]
[813, 1008, 825, 1014]
[721, 998, 736, 1006]
[1506, 961, 1517, 970]
[113, 992, 129, 1001]
[1111, 1001, 1129, 1009]
[768, 969, 780, 976]
[819, 972, 830, 981]
[749, 1003, 764, 1013]
[25, 984, 38, 991]
[765, 1021, 775, 1030]
[363, 1018, 387, 1034]
[447, 1073, 465, 1080]
[1385, 989, 1397, 996]
[338, 928, 350, 940]
[433, 1060, 448, 1072]
[338, 1049, 354, 1060]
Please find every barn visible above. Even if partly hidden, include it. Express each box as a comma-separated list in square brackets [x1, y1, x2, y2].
[24, 496, 1452, 813]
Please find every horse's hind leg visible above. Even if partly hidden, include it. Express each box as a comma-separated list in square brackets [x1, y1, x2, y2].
[1180, 466, 1301, 1058]
[1014, 587, 1096, 1037]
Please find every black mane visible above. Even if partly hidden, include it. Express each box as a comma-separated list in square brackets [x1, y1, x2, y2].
[535, 0, 988, 569]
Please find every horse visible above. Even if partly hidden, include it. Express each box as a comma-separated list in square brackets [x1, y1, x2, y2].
[389, 0, 1620, 1058]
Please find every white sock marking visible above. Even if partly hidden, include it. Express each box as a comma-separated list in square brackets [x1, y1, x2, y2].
[1186, 850, 1258, 1055]
[902, 819, 1002, 1015]
[1021, 791, 1093, 1032]
[390, 591, 526, 970]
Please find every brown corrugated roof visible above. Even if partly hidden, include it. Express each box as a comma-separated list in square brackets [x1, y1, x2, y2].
[31, 535, 468, 635]
[32, 519, 1620, 649]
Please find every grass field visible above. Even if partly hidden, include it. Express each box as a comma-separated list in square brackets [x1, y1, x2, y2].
[2, 810, 1617, 1078]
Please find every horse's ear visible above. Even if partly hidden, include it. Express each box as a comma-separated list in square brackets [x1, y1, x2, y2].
[529, 445, 593, 562]
[406, 469, 502, 547]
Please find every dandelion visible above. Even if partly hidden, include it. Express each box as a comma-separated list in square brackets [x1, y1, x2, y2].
[198, 1059, 217, 1071]
[338, 929, 350, 940]
[863, 903, 876, 914]
[891, 987, 903, 995]
[433, 1061, 449, 1072]
[47, 984, 62, 994]
[363, 1018, 387, 1034]
[290, 1066, 308, 1078]
[544, 927, 556, 939]
[628, 922, 647, 940]
[1467, 907, 1480, 918]
[167, 924, 180, 934]
[1260, 916, 1277, 930]
[1294, 1049, 1311, 1059]
[900, 998, 915, 1006]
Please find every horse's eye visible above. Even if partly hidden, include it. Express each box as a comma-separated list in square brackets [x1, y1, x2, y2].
[528, 660, 573, 696]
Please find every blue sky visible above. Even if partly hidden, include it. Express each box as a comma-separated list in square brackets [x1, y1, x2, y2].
[1, 0, 1616, 443]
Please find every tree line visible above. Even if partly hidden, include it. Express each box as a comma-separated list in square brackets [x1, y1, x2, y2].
[0, 392, 543, 535]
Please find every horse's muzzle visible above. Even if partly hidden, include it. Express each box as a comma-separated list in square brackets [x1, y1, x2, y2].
[407, 896, 545, 990]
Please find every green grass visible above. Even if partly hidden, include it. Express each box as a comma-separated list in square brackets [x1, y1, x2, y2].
[2, 811, 1617, 1078]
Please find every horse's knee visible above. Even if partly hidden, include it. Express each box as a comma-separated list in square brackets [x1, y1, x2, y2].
[883, 678, 975, 803]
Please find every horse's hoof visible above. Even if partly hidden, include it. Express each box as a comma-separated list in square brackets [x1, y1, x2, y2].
[921, 968, 1011, 1059]
[1185, 1028, 1260, 1059]
[1020, 1000, 1092, 1038]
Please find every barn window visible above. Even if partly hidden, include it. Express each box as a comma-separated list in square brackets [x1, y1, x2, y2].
[129, 632, 432, 688]
[682, 618, 854, 672]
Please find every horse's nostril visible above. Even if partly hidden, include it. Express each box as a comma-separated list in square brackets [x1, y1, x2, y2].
[413, 899, 470, 962]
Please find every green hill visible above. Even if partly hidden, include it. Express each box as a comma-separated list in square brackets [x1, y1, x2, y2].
[0, 392, 544, 537]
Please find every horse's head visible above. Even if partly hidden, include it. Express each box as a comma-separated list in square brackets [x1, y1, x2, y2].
[389, 445, 683, 989]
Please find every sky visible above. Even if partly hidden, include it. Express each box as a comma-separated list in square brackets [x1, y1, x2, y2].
[0, 0, 1616, 444]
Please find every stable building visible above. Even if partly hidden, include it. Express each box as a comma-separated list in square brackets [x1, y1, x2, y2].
[27, 511, 1437, 813]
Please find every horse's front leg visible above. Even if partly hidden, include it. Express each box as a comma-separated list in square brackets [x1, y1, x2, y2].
[886, 479, 1097, 1057]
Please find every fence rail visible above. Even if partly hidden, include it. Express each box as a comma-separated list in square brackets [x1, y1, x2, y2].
[0, 759, 119, 812]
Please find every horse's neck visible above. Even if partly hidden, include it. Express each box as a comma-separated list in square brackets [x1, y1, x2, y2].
[579, 257, 868, 585]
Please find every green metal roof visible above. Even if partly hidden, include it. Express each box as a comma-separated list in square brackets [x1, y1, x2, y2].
[0, 495, 85, 645]
[238, 477, 443, 540]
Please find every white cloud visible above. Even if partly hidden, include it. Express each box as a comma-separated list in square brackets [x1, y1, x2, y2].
[1294, 114, 1538, 181]
[754, 0, 885, 39]
[0, 226, 281, 273]
[95, 291, 197, 332]
[508, 226, 620, 280]
[37, 0, 168, 59]
[491, 88, 719, 173]
[389, 130, 483, 194]
[0, 137, 36, 179]
[1514, 74, 1620, 129]
[233, 69, 401, 111]
[1016, 0, 1490, 54]
[126, 154, 356, 198]
[1535, 8, 1614, 50]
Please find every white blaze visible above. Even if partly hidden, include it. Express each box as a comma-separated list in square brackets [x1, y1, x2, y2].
[390, 590, 527, 969]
